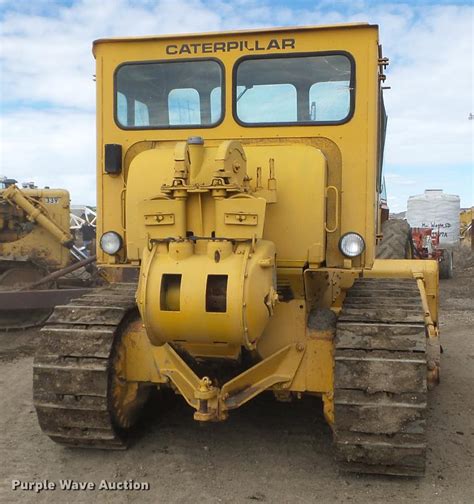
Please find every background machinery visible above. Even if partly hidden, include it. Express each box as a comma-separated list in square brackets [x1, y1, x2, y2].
[0, 179, 93, 329]
[377, 219, 454, 278]
[70, 205, 97, 233]
[406, 189, 460, 279]
[411, 226, 453, 279]
[460, 207, 473, 246]
[33, 24, 440, 476]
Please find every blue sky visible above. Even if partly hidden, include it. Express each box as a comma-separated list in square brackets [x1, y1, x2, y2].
[0, 0, 473, 211]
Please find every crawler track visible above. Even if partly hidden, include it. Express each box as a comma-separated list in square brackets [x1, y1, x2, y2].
[334, 278, 428, 477]
[33, 283, 137, 449]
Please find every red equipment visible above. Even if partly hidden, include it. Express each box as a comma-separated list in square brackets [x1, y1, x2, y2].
[411, 227, 443, 260]
[411, 227, 453, 278]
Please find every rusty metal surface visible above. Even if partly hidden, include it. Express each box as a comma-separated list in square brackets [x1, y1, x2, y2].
[333, 277, 428, 477]
[0, 253, 98, 329]
[0, 288, 93, 310]
[33, 283, 137, 449]
[21, 255, 97, 290]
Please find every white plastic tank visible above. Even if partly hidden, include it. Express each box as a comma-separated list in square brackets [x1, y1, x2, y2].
[406, 190, 460, 246]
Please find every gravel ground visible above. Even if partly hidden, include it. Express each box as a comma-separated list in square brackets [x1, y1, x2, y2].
[0, 253, 473, 504]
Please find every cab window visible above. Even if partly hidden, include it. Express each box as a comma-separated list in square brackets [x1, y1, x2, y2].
[115, 59, 223, 129]
[235, 53, 353, 125]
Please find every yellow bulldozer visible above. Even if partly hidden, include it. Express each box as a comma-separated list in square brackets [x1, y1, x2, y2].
[0, 179, 93, 329]
[33, 23, 440, 476]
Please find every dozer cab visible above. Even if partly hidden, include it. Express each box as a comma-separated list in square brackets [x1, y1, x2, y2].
[33, 23, 440, 476]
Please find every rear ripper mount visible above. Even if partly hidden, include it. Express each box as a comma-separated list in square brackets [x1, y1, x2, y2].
[34, 279, 430, 475]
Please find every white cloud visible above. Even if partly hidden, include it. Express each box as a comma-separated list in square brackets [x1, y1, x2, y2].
[0, 1, 473, 208]
[380, 5, 473, 166]
[0, 109, 96, 203]
[384, 172, 417, 186]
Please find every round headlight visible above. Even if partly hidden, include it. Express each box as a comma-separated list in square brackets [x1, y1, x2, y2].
[339, 232, 365, 258]
[100, 231, 123, 255]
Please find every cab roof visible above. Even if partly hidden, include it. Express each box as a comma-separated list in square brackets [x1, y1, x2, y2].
[92, 22, 377, 56]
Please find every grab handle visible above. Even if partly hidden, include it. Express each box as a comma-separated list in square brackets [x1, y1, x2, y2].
[120, 188, 126, 231]
[325, 185, 339, 233]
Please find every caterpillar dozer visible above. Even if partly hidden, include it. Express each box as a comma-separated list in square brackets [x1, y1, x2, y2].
[0, 179, 92, 329]
[33, 23, 440, 476]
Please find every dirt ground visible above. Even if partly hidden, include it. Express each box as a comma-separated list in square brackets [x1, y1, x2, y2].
[1, 250, 473, 504]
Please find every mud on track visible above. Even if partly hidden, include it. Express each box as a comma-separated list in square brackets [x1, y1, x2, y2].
[0, 253, 473, 504]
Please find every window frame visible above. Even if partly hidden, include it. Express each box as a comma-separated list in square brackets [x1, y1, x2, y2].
[232, 51, 356, 128]
[113, 57, 226, 131]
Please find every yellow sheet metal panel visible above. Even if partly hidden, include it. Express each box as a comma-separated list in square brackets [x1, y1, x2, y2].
[293, 339, 334, 393]
[215, 196, 266, 239]
[245, 144, 327, 265]
[125, 141, 328, 265]
[257, 299, 306, 358]
[140, 198, 186, 240]
[94, 24, 380, 269]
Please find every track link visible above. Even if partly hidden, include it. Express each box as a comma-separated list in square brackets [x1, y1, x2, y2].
[334, 278, 428, 476]
[33, 283, 137, 449]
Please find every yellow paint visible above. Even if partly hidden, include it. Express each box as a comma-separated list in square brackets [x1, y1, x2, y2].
[0, 186, 72, 270]
[123, 321, 306, 421]
[137, 238, 277, 352]
[90, 24, 439, 423]
[93, 24, 380, 269]
[460, 207, 472, 241]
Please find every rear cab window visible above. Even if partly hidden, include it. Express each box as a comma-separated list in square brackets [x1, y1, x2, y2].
[115, 59, 224, 129]
[234, 53, 354, 126]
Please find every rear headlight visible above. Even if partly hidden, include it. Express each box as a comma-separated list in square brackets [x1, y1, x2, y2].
[100, 231, 123, 255]
[339, 232, 365, 257]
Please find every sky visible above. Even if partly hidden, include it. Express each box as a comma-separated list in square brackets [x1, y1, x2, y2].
[0, 0, 473, 212]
